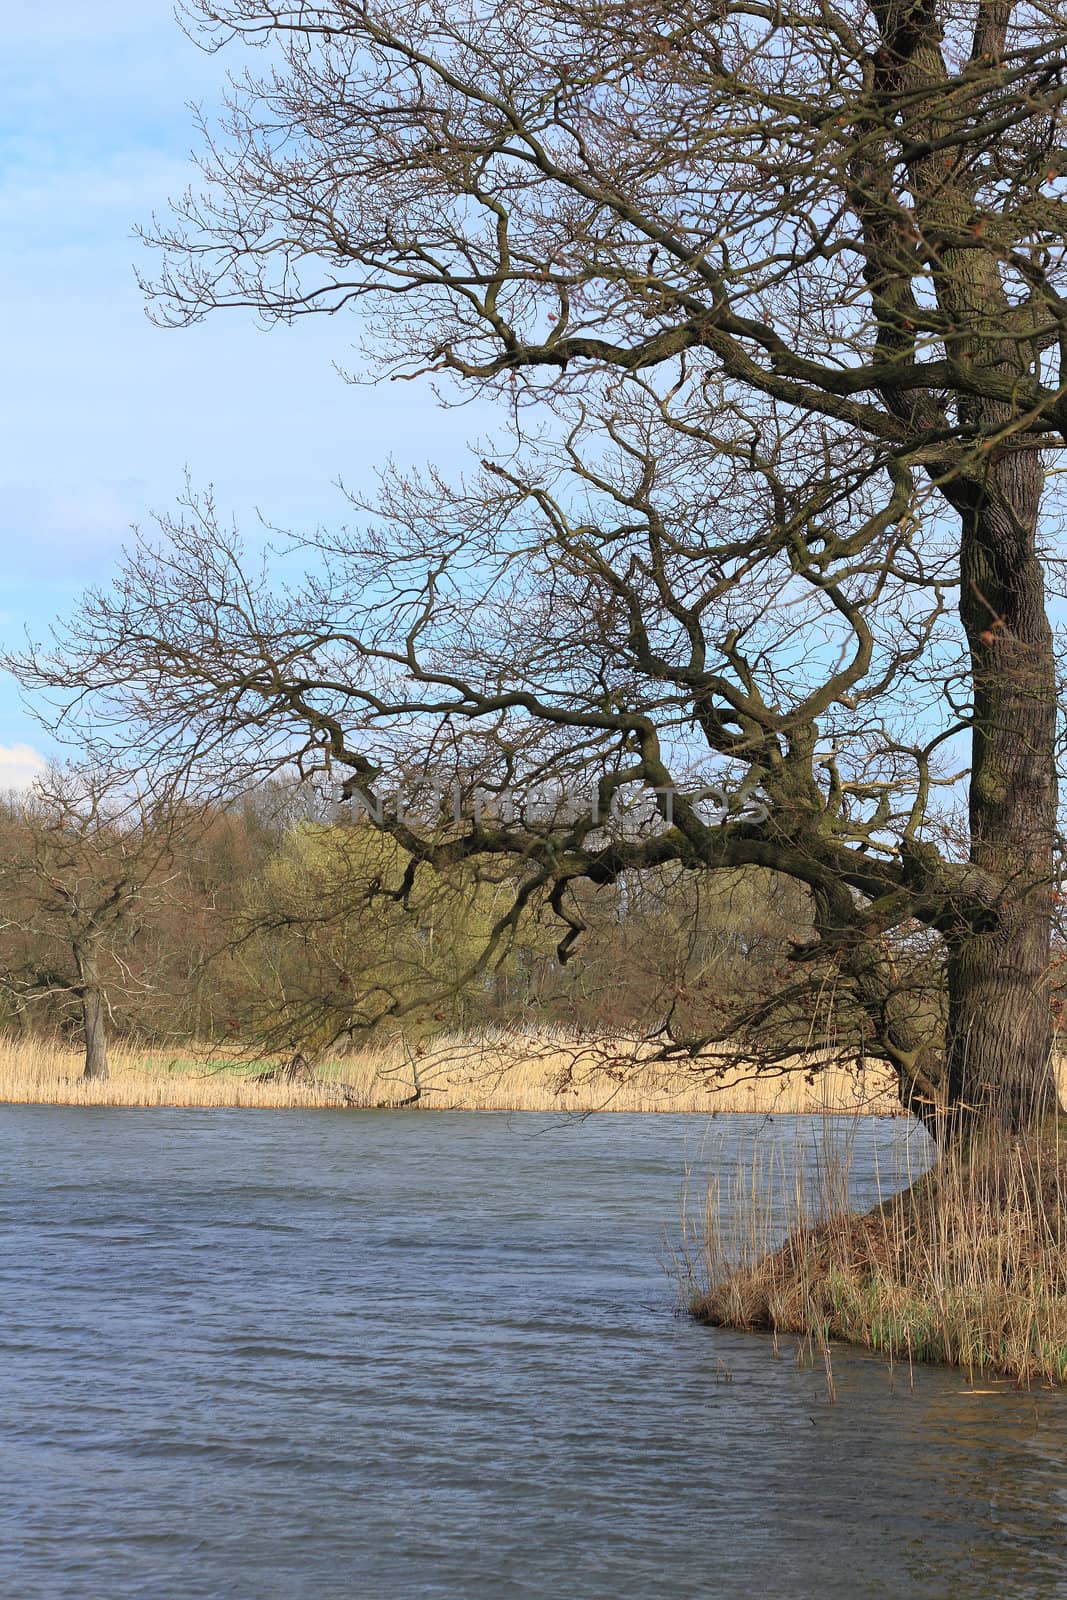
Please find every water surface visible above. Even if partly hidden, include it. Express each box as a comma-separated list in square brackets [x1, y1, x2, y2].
[2, 1107, 1066, 1598]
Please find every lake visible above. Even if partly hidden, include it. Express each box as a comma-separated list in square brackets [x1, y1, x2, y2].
[2, 1107, 1066, 1598]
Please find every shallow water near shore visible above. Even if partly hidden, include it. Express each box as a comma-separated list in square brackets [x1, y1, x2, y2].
[2, 1107, 1066, 1599]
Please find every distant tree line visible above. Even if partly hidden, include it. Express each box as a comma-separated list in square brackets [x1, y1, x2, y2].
[1, 769, 931, 1077]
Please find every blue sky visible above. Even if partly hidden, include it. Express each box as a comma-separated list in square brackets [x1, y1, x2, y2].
[1, 2, 481, 785]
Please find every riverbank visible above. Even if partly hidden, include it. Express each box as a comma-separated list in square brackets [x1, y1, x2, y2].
[691, 1118, 1067, 1385]
[0, 1031, 908, 1114]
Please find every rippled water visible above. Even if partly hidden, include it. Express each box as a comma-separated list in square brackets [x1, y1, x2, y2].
[2, 1106, 1067, 1598]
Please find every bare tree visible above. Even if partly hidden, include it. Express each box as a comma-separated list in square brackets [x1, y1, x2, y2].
[16, 0, 1067, 1131]
[0, 769, 194, 1079]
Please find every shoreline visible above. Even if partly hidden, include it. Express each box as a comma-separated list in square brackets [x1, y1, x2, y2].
[12, 1029, 1067, 1384]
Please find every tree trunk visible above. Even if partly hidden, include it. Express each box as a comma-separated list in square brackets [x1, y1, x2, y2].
[81, 988, 109, 1080]
[945, 455, 1059, 1131]
[74, 943, 109, 1081]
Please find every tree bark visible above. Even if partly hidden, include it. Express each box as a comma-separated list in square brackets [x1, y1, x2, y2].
[945, 453, 1059, 1131]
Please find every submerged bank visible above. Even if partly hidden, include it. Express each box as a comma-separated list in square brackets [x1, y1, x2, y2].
[692, 1120, 1067, 1385]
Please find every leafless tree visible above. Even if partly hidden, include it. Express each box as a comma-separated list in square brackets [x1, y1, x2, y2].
[0, 769, 197, 1079]
[16, 0, 1067, 1131]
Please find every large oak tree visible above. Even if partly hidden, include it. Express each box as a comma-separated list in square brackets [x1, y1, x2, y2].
[20, 0, 1067, 1131]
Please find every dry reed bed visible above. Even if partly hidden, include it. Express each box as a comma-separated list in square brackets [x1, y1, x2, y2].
[0, 1032, 909, 1115]
[691, 1119, 1067, 1385]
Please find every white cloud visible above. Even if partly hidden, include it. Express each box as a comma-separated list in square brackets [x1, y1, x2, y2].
[0, 743, 48, 791]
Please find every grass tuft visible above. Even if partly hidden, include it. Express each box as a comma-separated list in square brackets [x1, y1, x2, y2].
[691, 1116, 1067, 1385]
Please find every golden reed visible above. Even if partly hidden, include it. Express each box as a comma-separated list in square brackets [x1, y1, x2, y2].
[0, 1030, 910, 1115]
